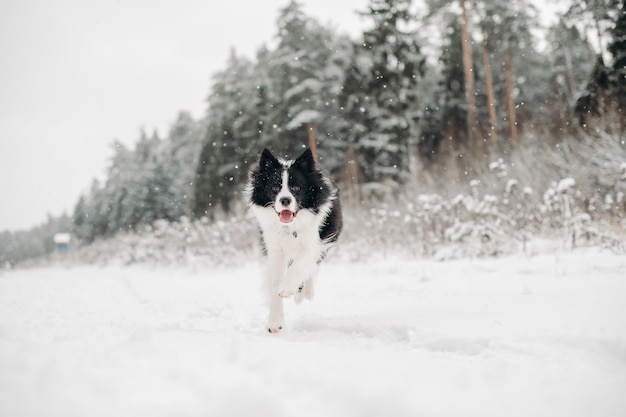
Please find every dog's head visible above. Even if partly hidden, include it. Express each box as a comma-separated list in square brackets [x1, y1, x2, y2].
[249, 147, 318, 224]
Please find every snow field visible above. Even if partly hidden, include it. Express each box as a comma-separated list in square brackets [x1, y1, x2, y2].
[0, 250, 625, 417]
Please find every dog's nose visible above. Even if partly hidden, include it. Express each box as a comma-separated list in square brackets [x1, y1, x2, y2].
[280, 197, 291, 207]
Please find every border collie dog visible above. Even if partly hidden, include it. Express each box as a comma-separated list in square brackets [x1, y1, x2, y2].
[247, 148, 342, 333]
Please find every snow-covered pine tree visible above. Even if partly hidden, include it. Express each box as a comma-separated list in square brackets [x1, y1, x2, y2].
[161, 111, 205, 218]
[73, 129, 182, 241]
[193, 1, 352, 218]
[545, 20, 596, 131]
[72, 194, 94, 244]
[138, 133, 178, 226]
[193, 50, 262, 216]
[342, 0, 425, 184]
[568, 0, 622, 126]
[114, 131, 178, 229]
[264, 0, 352, 165]
[608, 0, 626, 127]
[104, 140, 134, 235]
[118, 131, 156, 229]
[72, 179, 108, 243]
[565, 0, 619, 59]
[439, 15, 467, 147]
[268, 0, 321, 155]
[575, 55, 612, 125]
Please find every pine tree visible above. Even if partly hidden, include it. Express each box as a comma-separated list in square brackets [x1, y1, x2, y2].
[546, 19, 596, 130]
[193, 2, 351, 217]
[572, 0, 624, 127]
[575, 56, 613, 125]
[162, 111, 205, 217]
[439, 15, 467, 144]
[73, 179, 109, 242]
[342, 0, 425, 184]
[272, 0, 323, 150]
[565, 0, 620, 57]
[104, 140, 133, 234]
[72, 195, 92, 243]
[267, 0, 352, 160]
[608, 0, 626, 123]
[73, 129, 183, 241]
[193, 50, 262, 216]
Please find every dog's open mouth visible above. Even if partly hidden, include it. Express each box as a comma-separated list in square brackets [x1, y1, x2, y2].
[279, 209, 295, 223]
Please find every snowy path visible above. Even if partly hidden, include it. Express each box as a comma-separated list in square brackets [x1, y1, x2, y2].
[1, 250, 625, 417]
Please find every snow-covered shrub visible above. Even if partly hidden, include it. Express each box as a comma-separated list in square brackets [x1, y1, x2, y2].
[60, 212, 259, 267]
[46, 130, 625, 266]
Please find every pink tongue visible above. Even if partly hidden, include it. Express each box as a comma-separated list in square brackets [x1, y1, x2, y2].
[279, 210, 294, 223]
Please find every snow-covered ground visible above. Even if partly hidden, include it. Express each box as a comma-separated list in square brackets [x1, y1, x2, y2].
[1, 249, 625, 417]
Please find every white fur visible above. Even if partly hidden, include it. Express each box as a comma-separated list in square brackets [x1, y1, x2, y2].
[275, 169, 297, 213]
[251, 203, 331, 333]
[250, 158, 337, 332]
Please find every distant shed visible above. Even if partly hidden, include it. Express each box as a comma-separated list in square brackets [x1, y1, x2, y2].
[53, 233, 71, 254]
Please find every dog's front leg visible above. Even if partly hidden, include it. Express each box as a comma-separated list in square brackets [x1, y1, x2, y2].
[265, 255, 285, 333]
[267, 292, 284, 333]
[277, 250, 320, 299]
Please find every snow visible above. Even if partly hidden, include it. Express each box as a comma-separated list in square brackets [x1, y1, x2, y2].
[285, 109, 322, 130]
[556, 177, 576, 193]
[1, 250, 625, 417]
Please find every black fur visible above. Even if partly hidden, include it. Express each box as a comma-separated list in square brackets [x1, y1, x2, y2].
[248, 147, 342, 243]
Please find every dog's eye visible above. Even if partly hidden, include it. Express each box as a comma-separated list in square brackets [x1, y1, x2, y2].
[270, 185, 280, 193]
[289, 185, 301, 193]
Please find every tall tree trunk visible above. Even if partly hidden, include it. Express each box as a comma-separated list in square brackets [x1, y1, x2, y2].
[306, 122, 319, 163]
[481, 37, 498, 145]
[594, 14, 605, 58]
[503, 41, 518, 144]
[460, 0, 477, 145]
[341, 145, 362, 203]
[563, 47, 577, 98]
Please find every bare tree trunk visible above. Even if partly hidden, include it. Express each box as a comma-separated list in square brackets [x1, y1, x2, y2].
[341, 145, 362, 203]
[460, 0, 477, 145]
[503, 41, 518, 145]
[481, 37, 498, 145]
[594, 14, 605, 58]
[563, 47, 577, 98]
[306, 122, 319, 163]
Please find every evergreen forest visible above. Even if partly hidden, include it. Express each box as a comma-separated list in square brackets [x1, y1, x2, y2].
[2, 0, 626, 265]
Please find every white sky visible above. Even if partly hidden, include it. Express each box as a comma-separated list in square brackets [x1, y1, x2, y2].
[0, 0, 562, 232]
[0, 0, 367, 231]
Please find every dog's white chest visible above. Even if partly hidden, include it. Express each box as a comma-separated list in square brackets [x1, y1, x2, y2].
[253, 206, 322, 252]
[272, 223, 316, 256]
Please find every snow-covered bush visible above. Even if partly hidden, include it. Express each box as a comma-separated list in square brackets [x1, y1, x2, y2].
[54, 162, 625, 267]
[338, 149, 626, 261]
[39, 130, 625, 267]
[56, 213, 258, 267]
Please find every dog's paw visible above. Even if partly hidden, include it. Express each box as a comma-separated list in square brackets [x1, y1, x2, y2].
[278, 282, 304, 299]
[267, 322, 283, 334]
[278, 289, 294, 298]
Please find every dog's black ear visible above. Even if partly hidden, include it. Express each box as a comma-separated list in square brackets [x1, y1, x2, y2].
[260, 148, 279, 171]
[294, 148, 315, 172]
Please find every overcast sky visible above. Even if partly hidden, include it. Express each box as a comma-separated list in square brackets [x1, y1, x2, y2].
[0, 0, 368, 231]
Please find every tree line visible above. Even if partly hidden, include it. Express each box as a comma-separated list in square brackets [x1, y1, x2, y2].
[72, 0, 626, 244]
[2, 0, 624, 263]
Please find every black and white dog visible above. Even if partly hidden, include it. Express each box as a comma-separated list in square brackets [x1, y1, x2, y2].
[247, 148, 342, 333]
